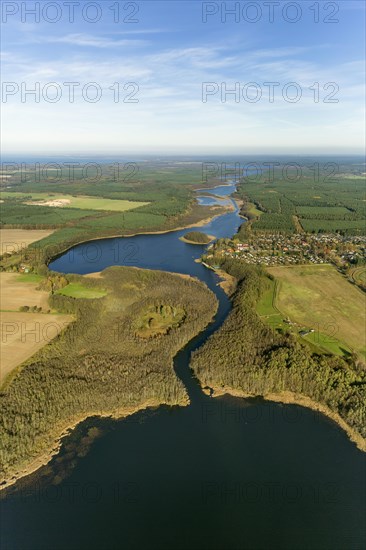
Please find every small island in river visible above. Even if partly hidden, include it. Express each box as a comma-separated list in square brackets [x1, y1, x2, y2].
[180, 231, 215, 245]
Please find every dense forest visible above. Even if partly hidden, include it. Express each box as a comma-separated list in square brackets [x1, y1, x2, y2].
[190, 259, 366, 445]
[238, 175, 366, 235]
[0, 267, 217, 485]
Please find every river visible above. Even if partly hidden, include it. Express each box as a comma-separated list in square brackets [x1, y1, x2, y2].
[1, 183, 365, 550]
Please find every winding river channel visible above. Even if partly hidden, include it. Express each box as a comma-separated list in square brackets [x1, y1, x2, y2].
[2, 184, 365, 550]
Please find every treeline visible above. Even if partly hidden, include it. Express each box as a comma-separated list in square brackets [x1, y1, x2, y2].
[190, 260, 366, 443]
[0, 267, 218, 484]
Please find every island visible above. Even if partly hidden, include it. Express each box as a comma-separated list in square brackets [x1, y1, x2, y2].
[180, 231, 215, 245]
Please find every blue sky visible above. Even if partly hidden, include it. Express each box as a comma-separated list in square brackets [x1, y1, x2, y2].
[1, 0, 365, 154]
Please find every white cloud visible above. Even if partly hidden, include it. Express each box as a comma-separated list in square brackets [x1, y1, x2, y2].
[1, 34, 365, 153]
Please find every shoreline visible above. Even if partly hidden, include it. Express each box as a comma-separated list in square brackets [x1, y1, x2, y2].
[203, 385, 366, 453]
[4, 377, 365, 491]
[47, 203, 235, 269]
[0, 396, 189, 493]
[195, 259, 237, 296]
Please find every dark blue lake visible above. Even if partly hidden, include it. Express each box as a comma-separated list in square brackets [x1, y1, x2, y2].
[1, 185, 365, 550]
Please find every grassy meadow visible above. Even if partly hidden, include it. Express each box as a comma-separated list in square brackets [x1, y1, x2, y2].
[267, 265, 365, 360]
[56, 282, 107, 299]
[0, 192, 149, 212]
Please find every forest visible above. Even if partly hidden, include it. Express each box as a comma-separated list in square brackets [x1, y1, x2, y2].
[190, 258, 366, 446]
[0, 267, 217, 486]
[237, 175, 365, 235]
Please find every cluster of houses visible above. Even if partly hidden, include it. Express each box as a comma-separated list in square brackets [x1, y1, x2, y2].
[207, 233, 366, 268]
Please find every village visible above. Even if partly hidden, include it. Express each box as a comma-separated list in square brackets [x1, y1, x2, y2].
[205, 233, 366, 268]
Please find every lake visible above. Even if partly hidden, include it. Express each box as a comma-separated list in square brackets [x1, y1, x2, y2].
[1, 184, 365, 550]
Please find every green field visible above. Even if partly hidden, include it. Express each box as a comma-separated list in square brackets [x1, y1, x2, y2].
[56, 283, 107, 299]
[0, 192, 149, 212]
[246, 203, 263, 217]
[266, 265, 365, 359]
[16, 273, 44, 283]
[256, 278, 298, 336]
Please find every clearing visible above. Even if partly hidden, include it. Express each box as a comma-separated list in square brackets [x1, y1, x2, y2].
[0, 192, 149, 212]
[56, 282, 107, 299]
[265, 265, 366, 360]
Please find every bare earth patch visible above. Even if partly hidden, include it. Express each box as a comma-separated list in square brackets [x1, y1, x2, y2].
[27, 199, 71, 207]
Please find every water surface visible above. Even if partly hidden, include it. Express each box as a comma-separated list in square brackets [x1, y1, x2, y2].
[2, 185, 365, 550]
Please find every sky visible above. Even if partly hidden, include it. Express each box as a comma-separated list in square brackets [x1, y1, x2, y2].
[1, 0, 365, 155]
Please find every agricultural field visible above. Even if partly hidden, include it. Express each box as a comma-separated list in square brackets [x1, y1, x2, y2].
[300, 219, 366, 233]
[296, 206, 352, 218]
[266, 265, 366, 360]
[0, 272, 73, 384]
[0, 229, 55, 254]
[0, 272, 49, 311]
[0, 311, 73, 385]
[0, 192, 149, 212]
